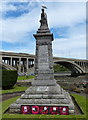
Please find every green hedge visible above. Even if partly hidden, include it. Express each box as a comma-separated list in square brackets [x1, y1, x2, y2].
[0, 70, 18, 90]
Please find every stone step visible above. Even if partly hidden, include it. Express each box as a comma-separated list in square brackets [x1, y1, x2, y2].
[21, 94, 66, 99]
[16, 98, 70, 104]
[9, 102, 74, 114]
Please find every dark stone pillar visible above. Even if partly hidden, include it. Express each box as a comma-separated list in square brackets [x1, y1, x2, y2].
[9, 7, 74, 114]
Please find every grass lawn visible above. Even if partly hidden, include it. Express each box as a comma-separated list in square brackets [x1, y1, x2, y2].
[0, 94, 87, 120]
[0, 86, 28, 94]
[17, 75, 34, 81]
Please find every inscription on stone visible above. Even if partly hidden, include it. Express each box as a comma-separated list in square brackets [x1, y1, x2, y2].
[37, 86, 49, 91]
[38, 45, 49, 69]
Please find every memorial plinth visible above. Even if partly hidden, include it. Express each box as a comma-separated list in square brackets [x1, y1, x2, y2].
[9, 8, 74, 114]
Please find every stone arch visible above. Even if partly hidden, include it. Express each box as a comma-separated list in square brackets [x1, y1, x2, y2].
[54, 60, 85, 76]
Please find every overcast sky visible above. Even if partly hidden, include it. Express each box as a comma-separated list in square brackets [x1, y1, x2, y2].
[0, 0, 86, 59]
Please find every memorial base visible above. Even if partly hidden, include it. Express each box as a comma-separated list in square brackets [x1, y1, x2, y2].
[9, 80, 74, 114]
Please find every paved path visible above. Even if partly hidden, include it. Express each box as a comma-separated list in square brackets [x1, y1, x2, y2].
[68, 91, 88, 98]
[0, 91, 24, 102]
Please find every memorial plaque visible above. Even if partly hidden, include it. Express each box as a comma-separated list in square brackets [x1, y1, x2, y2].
[37, 86, 49, 91]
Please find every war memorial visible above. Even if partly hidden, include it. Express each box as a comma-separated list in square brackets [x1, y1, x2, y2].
[9, 7, 74, 115]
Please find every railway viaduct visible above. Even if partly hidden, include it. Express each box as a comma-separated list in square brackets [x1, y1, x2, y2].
[0, 51, 87, 76]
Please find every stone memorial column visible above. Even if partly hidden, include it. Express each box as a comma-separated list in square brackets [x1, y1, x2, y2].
[9, 7, 74, 114]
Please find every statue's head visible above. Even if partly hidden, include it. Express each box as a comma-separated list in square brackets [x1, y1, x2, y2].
[41, 8, 44, 13]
